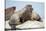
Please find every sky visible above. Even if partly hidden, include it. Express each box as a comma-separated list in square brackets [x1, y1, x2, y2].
[6, 0, 44, 19]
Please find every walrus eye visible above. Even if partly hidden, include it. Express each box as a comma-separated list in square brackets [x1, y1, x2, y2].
[32, 8, 33, 10]
[30, 8, 33, 10]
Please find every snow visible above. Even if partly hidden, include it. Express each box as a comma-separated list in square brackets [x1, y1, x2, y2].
[5, 20, 11, 29]
[16, 20, 44, 29]
[5, 20, 44, 29]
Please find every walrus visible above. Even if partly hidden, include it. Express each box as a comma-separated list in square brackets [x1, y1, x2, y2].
[9, 5, 42, 29]
[20, 5, 41, 23]
[5, 7, 16, 21]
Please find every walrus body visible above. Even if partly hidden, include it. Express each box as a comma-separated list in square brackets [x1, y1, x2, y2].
[9, 5, 42, 29]
[5, 7, 16, 21]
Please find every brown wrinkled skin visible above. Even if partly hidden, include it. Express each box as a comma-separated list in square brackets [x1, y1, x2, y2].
[5, 7, 16, 21]
[20, 5, 33, 23]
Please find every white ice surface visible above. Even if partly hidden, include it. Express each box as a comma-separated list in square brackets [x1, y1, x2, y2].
[16, 20, 44, 29]
[5, 20, 44, 29]
[5, 20, 11, 29]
